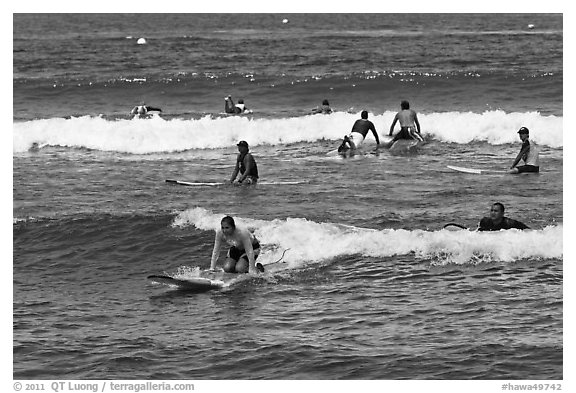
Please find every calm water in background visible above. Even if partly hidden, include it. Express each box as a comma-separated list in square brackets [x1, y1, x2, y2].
[13, 13, 563, 380]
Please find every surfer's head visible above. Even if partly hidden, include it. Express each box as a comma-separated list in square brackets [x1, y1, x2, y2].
[322, 99, 329, 106]
[517, 127, 529, 141]
[221, 216, 236, 235]
[490, 203, 505, 221]
[360, 110, 368, 119]
[238, 99, 244, 104]
[401, 100, 410, 110]
[237, 140, 249, 152]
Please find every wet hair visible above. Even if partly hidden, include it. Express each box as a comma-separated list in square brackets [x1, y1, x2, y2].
[361, 110, 368, 119]
[322, 99, 329, 105]
[401, 100, 410, 110]
[493, 202, 505, 214]
[238, 99, 244, 104]
[221, 215, 236, 229]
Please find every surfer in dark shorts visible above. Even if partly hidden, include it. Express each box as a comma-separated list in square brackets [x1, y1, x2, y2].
[509, 127, 540, 174]
[210, 216, 261, 274]
[338, 110, 380, 152]
[477, 203, 529, 231]
[230, 140, 259, 185]
[385, 100, 423, 147]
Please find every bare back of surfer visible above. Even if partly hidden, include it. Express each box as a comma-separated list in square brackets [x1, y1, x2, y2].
[386, 100, 423, 147]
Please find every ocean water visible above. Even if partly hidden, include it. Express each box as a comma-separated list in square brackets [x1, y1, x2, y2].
[13, 13, 563, 381]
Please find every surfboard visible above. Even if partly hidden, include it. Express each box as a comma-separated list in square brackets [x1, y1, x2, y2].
[165, 179, 305, 186]
[447, 165, 507, 174]
[147, 275, 225, 292]
[388, 139, 421, 154]
[443, 222, 470, 231]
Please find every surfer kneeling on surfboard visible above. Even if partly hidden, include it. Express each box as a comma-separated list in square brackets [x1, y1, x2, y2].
[385, 100, 423, 147]
[509, 127, 540, 174]
[210, 216, 261, 274]
[230, 140, 259, 185]
[477, 202, 529, 231]
[337, 110, 380, 152]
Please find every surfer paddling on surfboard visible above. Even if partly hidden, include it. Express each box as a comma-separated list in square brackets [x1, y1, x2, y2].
[337, 110, 380, 152]
[130, 104, 162, 117]
[477, 202, 529, 231]
[230, 140, 259, 185]
[210, 216, 262, 274]
[509, 127, 540, 174]
[384, 100, 423, 148]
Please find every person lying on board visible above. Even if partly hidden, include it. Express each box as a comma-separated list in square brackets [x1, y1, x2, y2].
[210, 216, 261, 274]
[311, 99, 333, 114]
[509, 127, 540, 174]
[130, 104, 162, 116]
[385, 100, 423, 147]
[230, 140, 259, 185]
[337, 110, 380, 152]
[477, 202, 529, 231]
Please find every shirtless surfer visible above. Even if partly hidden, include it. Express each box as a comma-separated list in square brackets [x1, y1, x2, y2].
[210, 216, 261, 274]
[337, 110, 380, 152]
[385, 100, 423, 147]
[509, 127, 540, 174]
[230, 140, 259, 185]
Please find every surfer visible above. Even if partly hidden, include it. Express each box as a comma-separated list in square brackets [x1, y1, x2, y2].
[210, 216, 261, 274]
[224, 96, 251, 114]
[337, 110, 380, 152]
[230, 140, 259, 185]
[130, 104, 162, 116]
[477, 203, 529, 231]
[509, 127, 540, 174]
[312, 99, 333, 114]
[385, 100, 423, 147]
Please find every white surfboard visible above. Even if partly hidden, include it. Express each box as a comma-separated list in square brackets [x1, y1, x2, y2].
[447, 165, 507, 174]
[147, 275, 224, 292]
[166, 179, 306, 186]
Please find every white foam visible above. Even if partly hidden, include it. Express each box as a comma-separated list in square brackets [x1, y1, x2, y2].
[173, 207, 563, 266]
[13, 110, 563, 154]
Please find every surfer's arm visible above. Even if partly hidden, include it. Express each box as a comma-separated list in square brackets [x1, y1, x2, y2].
[230, 157, 241, 183]
[414, 112, 421, 134]
[210, 231, 223, 269]
[389, 115, 398, 136]
[241, 233, 257, 273]
[511, 145, 529, 168]
[370, 124, 380, 144]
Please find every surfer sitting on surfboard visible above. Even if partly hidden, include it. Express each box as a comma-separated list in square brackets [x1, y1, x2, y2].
[385, 100, 423, 147]
[224, 96, 251, 114]
[210, 216, 261, 274]
[230, 140, 259, 185]
[130, 104, 162, 116]
[477, 202, 529, 231]
[509, 127, 540, 174]
[337, 110, 380, 152]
